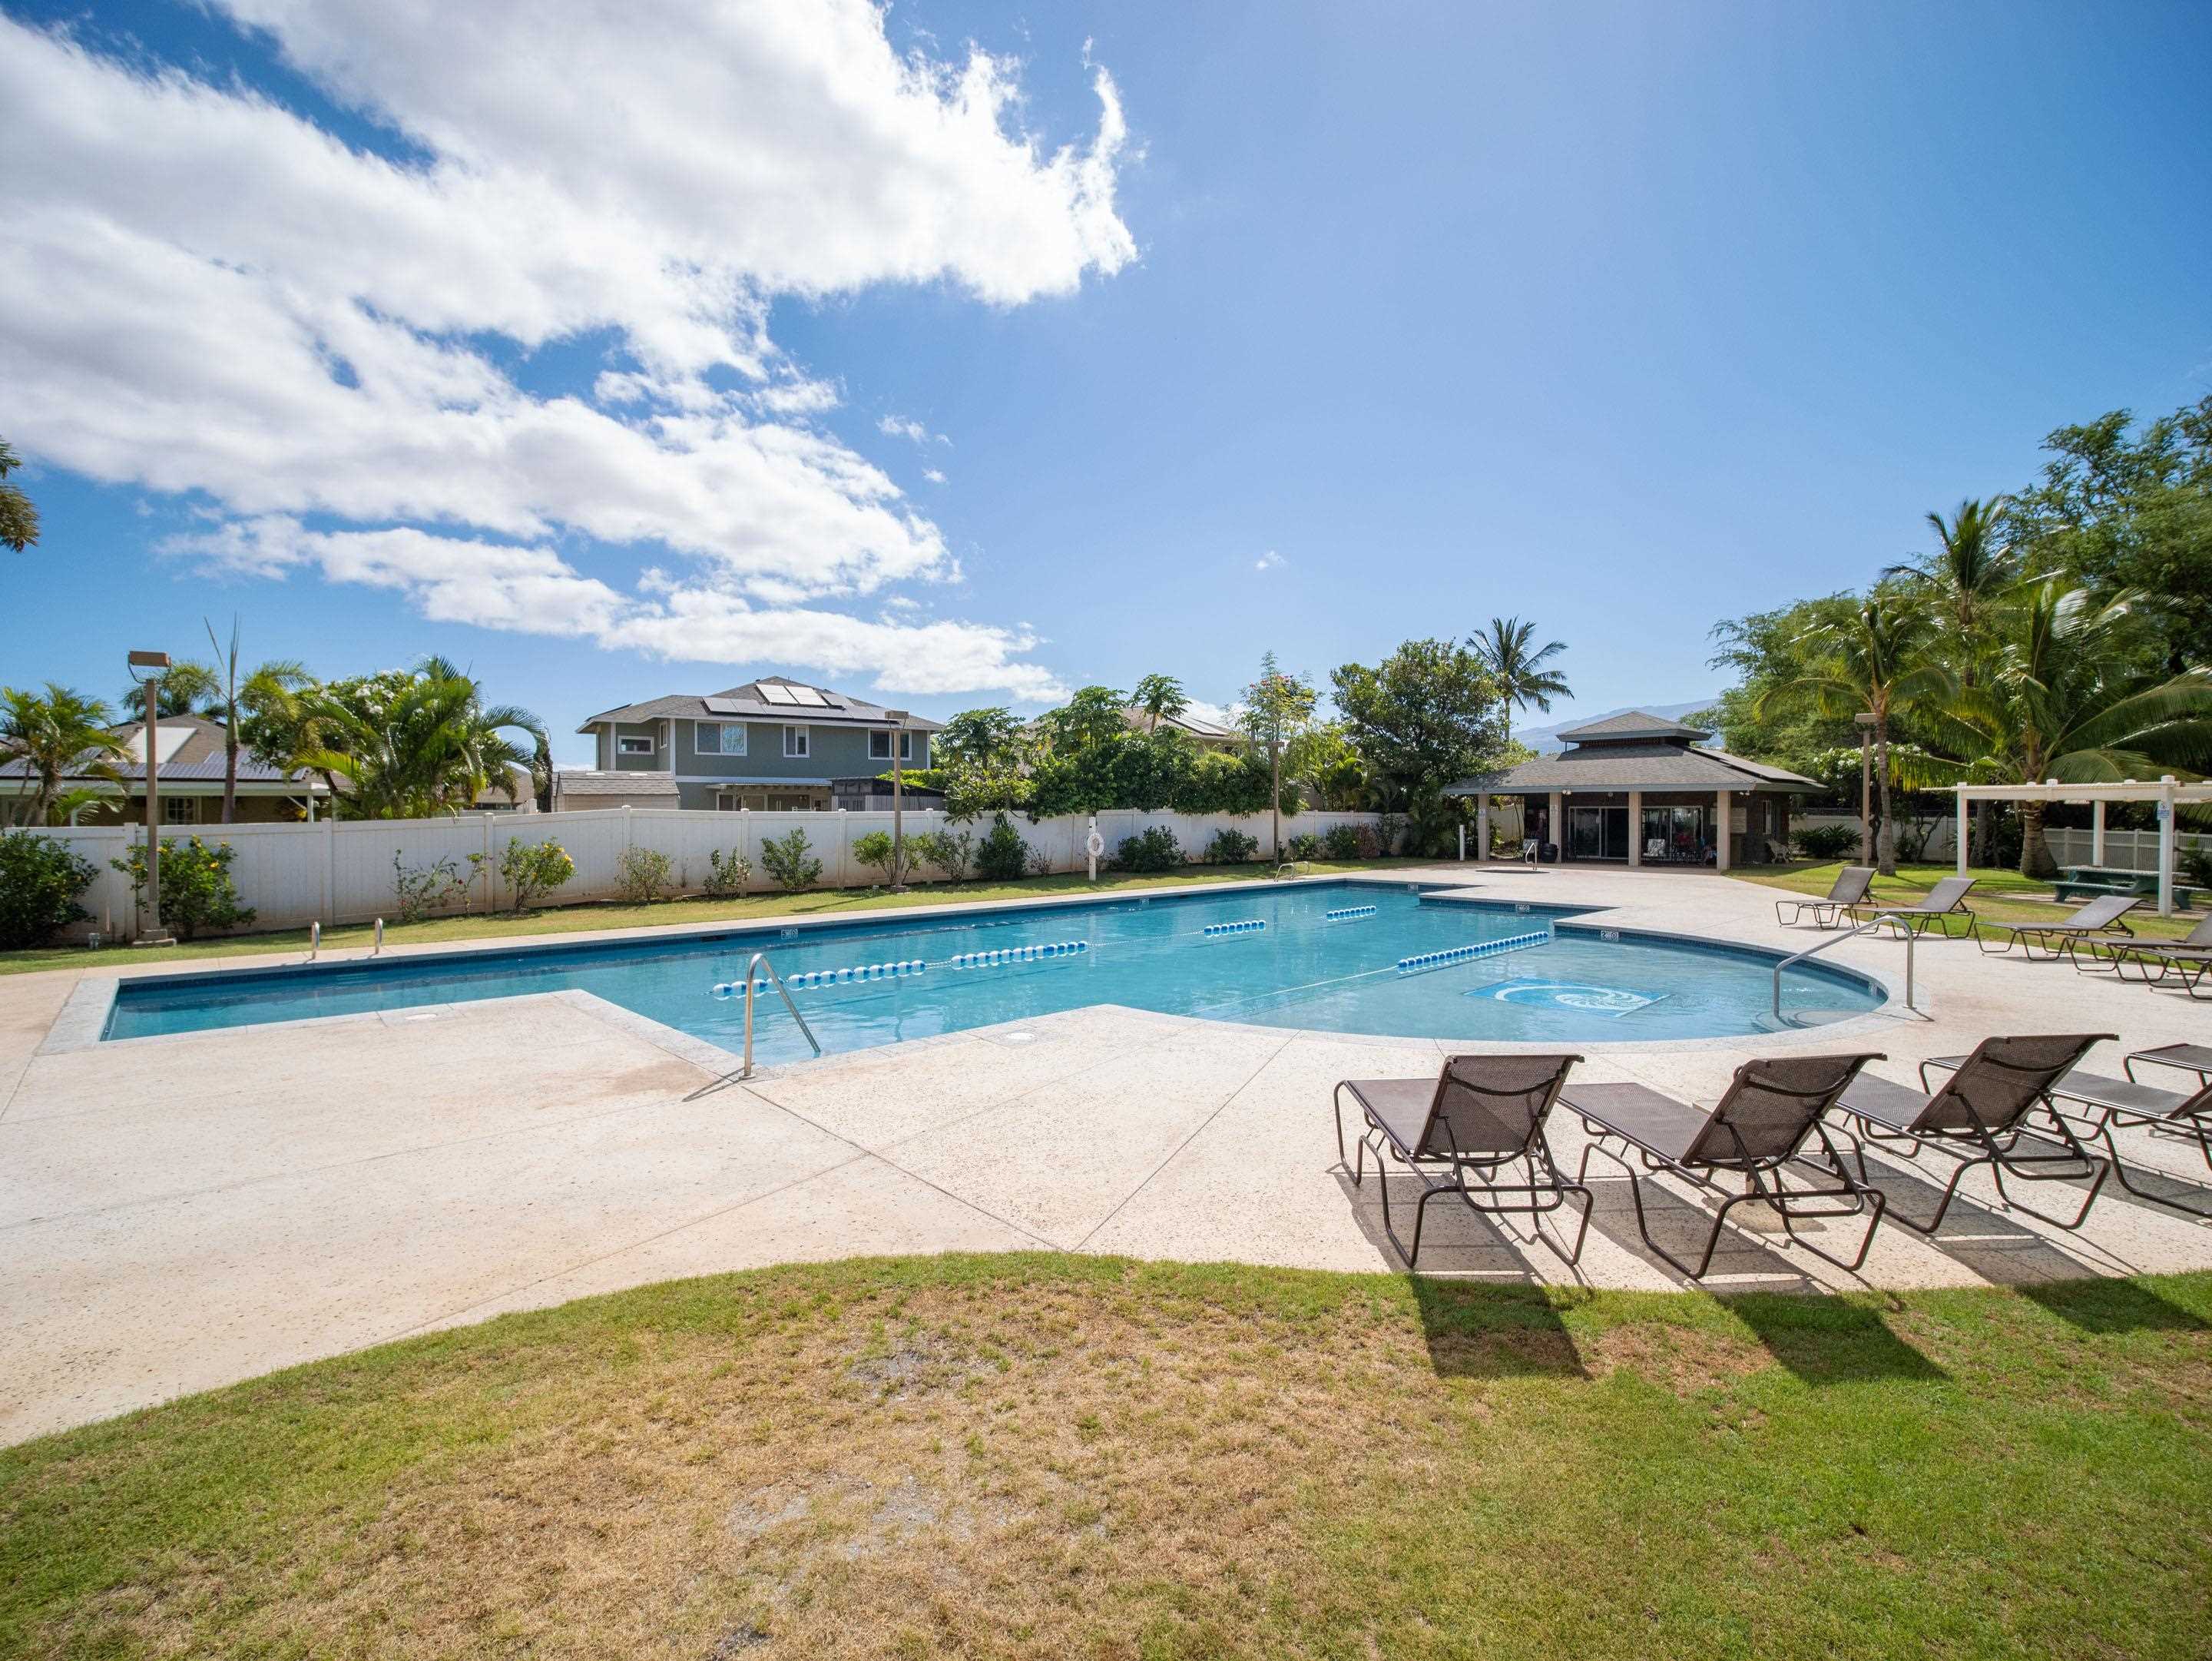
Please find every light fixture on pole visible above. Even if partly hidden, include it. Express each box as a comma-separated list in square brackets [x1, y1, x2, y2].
[1853, 711, 1878, 868]
[127, 650, 177, 947]
[883, 710, 910, 893]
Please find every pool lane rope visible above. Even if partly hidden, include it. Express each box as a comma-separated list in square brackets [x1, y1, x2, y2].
[712, 959, 929, 996]
[1396, 930, 1549, 975]
[1203, 919, 1267, 937]
[1325, 906, 1377, 922]
[949, 941, 1089, 968]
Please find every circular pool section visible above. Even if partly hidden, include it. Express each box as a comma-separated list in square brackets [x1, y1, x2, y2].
[105, 882, 1887, 1064]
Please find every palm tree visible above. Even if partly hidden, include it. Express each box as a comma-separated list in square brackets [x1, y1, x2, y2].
[0, 437, 38, 553]
[1941, 580, 2212, 877]
[1758, 588, 1955, 875]
[1469, 617, 1571, 744]
[1131, 673, 1189, 734]
[1, 684, 125, 824]
[121, 661, 220, 722]
[299, 658, 547, 819]
[200, 617, 312, 823]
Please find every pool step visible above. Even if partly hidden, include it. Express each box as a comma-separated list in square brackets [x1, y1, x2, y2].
[1395, 930, 1549, 975]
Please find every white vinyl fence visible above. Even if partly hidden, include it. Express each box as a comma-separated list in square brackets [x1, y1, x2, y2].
[37, 807, 1388, 942]
[2045, 827, 2209, 875]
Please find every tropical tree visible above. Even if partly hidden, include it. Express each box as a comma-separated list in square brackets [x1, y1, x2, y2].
[1240, 652, 1316, 859]
[1130, 673, 1189, 734]
[1330, 638, 1503, 853]
[1469, 617, 1571, 744]
[121, 661, 220, 722]
[297, 658, 547, 819]
[1756, 588, 1955, 875]
[935, 707, 1025, 771]
[198, 618, 311, 823]
[0, 684, 125, 824]
[1032, 686, 1129, 755]
[1939, 581, 2212, 877]
[0, 437, 37, 553]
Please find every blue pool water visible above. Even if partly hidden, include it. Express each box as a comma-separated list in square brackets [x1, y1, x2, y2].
[104, 882, 1885, 1062]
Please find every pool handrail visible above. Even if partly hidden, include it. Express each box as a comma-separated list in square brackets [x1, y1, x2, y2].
[743, 950, 821, 1077]
[1771, 911, 1929, 1026]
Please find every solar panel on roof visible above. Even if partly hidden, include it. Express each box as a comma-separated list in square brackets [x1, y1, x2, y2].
[786, 685, 827, 707]
[702, 697, 743, 714]
[757, 683, 799, 705]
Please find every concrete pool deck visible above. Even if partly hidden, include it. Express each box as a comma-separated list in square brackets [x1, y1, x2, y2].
[2, 863, 2207, 1444]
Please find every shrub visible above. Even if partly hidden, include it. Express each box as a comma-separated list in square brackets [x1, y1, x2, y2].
[852, 830, 899, 886]
[1376, 813, 1408, 855]
[0, 830, 99, 950]
[494, 837, 574, 913]
[1114, 825, 1184, 873]
[760, 828, 823, 893]
[2181, 845, 2212, 890]
[1353, 824, 1382, 859]
[392, 851, 471, 923]
[614, 845, 676, 904]
[1285, 831, 1323, 861]
[912, 828, 974, 884]
[975, 814, 1032, 882]
[1322, 824, 1363, 860]
[111, 836, 257, 940]
[704, 848, 753, 897]
[1203, 827, 1260, 865]
[1790, 823, 1861, 861]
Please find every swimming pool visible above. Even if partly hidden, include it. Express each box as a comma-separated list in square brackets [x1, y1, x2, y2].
[102, 882, 1886, 1062]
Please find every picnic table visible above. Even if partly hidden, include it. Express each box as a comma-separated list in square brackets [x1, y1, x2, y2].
[2053, 866, 2195, 909]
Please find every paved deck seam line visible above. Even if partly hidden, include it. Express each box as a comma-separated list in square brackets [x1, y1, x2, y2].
[1071, 1031, 1299, 1252]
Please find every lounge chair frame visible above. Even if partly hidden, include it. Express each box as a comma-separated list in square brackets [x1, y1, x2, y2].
[1830, 1036, 2115, 1235]
[1775, 866, 1873, 930]
[2036, 1071, 2212, 1220]
[1333, 1054, 1591, 1268]
[1568, 1055, 1888, 1281]
[2074, 917, 2212, 991]
[1975, 895, 2138, 963]
[1858, 875, 1980, 941]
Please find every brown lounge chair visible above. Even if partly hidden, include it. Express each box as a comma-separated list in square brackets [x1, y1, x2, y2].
[1775, 865, 1873, 929]
[1863, 874, 1979, 940]
[1975, 893, 2139, 962]
[1920, 1046, 2212, 1219]
[1334, 1053, 1590, 1268]
[1565, 1053, 1887, 1280]
[2085, 914, 2212, 992]
[1830, 1033, 2114, 1232]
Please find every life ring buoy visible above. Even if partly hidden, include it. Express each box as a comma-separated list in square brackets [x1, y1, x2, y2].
[1084, 828, 1105, 858]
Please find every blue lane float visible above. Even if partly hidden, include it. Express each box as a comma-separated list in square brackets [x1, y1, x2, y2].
[948, 940, 1089, 968]
[1203, 920, 1267, 937]
[709, 977, 770, 1000]
[1395, 930, 1550, 974]
[1325, 906, 1377, 922]
[730, 959, 930, 993]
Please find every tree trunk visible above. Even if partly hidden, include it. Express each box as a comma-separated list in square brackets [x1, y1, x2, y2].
[1874, 723, 1897, 877]
[2018, 798, 2058, 880]
[223, 731, 239, 824]
[1270, 741, 1281, 862]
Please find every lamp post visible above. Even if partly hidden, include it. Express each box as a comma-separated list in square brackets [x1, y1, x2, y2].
[1853, 711, 1877, 867]
[127, 650, 177, 946]
[883, 709, 909, 892]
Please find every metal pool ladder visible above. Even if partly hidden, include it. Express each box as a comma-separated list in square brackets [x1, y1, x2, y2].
[741, 950, 822, 1078]
[1771, 910, 1931, 1026]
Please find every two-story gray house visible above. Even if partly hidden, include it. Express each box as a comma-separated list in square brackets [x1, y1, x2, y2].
[574, 678, 943, 812]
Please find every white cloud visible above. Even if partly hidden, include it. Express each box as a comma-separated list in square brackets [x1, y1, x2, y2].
[0, 3, 1134, 698]
[171, 518, 1069, 701]
[922, 467, 948, 485]
[878, 414, 951, 446]
[1183, 697, 1243, 731]
[1254, 549, 1286, 572]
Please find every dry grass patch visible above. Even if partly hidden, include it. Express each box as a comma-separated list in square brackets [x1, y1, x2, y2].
[6, 1256, 2212, 1660]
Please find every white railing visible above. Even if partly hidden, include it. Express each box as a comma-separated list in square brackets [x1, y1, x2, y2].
[25, 806, 1389, 942]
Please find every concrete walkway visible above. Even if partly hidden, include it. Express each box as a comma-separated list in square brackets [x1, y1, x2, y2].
[3, 864, 2207, 1444]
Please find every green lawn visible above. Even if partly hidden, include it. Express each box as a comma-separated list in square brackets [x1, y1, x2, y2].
[0, 859, 1430, 977]
[4, 1255, 2208, 1659]
[1728, 859, 2203, 940]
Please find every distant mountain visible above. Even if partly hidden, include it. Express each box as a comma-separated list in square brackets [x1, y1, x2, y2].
[1514, 698, 1721, 755]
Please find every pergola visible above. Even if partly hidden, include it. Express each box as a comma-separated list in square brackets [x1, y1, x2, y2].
[1952, 775, 2210, 916]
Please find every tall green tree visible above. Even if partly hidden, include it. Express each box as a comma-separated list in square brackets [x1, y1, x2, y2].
[1240, 652, 1316, 859]
[1469, 617, 1571, 744]
[0, 438, 38, 554]
[1130, 673, 1189, 734]
[1, 685, 124, 824]
[121, 661, 221, 721]
[297, 658, 546, 820]
[1756, 588, 1955, 875]
[935, 707, 1025, 771]
[199, 618, 312, 824]
[1032, 686, 1129, 755]
[1939, 581, 2212, 877]
[1330, 638, 1504, 853]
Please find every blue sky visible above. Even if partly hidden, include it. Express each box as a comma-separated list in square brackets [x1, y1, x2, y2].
[4, 1, 2207, 764]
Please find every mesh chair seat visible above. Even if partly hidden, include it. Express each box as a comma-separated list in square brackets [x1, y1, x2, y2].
[1557, 1082, 1707, 1165]
[1337, 1078, 1437, 1158]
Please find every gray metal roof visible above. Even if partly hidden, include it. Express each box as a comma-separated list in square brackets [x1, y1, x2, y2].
[551, 769, 681, 797]
[0, 715, 321, 786]
[579, 676, 945, 734]
[1554, 710, 1714, 743]
[1445, 742, 1820, 795]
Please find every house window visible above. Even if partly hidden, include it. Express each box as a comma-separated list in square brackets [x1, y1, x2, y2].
[867, 731, 917, 762]
[783, 725, 810, 758]
[618, 734, 654, 756]
[163, 796, 199, 825]
[699, 722, 747, 757]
